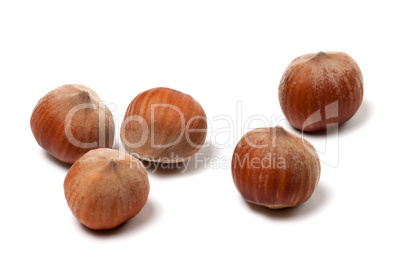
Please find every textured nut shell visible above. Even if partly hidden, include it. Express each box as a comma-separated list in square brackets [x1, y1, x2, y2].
[279, 51, 363, 132]
[64, 148, 150, 230]
[30, 84, 115, 163]
[120, 87, 207, 163]
[231, 126, 320, 209]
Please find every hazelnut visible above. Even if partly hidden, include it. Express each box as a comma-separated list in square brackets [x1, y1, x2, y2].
[30, 84, 115, 164]
[231, 126, 320, 209]
[120, 87, 207, 163]
[64, 148, 150, 230]
[279, 51, 364, 132]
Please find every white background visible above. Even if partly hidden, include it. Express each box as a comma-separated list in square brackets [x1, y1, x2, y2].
[1, 0, 401, 267]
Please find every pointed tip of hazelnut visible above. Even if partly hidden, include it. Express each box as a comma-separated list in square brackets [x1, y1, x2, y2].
[274, 125, 287, 134]
[108, 158, 119, 168]
[312, 51, 329, 60]
[69, 85, 94, 102]
[75, 89, 97, 105]
[80, 90, 91, 100]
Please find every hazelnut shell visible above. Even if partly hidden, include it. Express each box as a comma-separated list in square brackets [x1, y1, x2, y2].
[30, 84, 115, 163]
[120, 87, 207, 163]
[64, 148, 150, 230]
[279, 51, 364, 131]
[231, 126, 321, 209]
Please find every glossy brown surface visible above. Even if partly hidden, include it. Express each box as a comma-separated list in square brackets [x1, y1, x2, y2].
[279, 51, 363, 132]
[30, 84, 115, 163]
[231, 126, 320, 209]
[121, 87, 207, 163]
[64, 148, 150, 230]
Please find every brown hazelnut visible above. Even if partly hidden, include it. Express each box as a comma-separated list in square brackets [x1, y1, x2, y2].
[120, 87, 207, 163]
[279, 51, 363, 132]
[64, 148, 150, 230]
[231, 126, 320, 209]
[30, 84, 115, 164]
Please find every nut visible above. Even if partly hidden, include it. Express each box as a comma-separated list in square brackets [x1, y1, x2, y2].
[30, 84, 115, 163]
[231, 126, 320, 209]
[64, 148, 150, 230]
[120, 87, 207, 163]
[279, 51, 364, 131]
